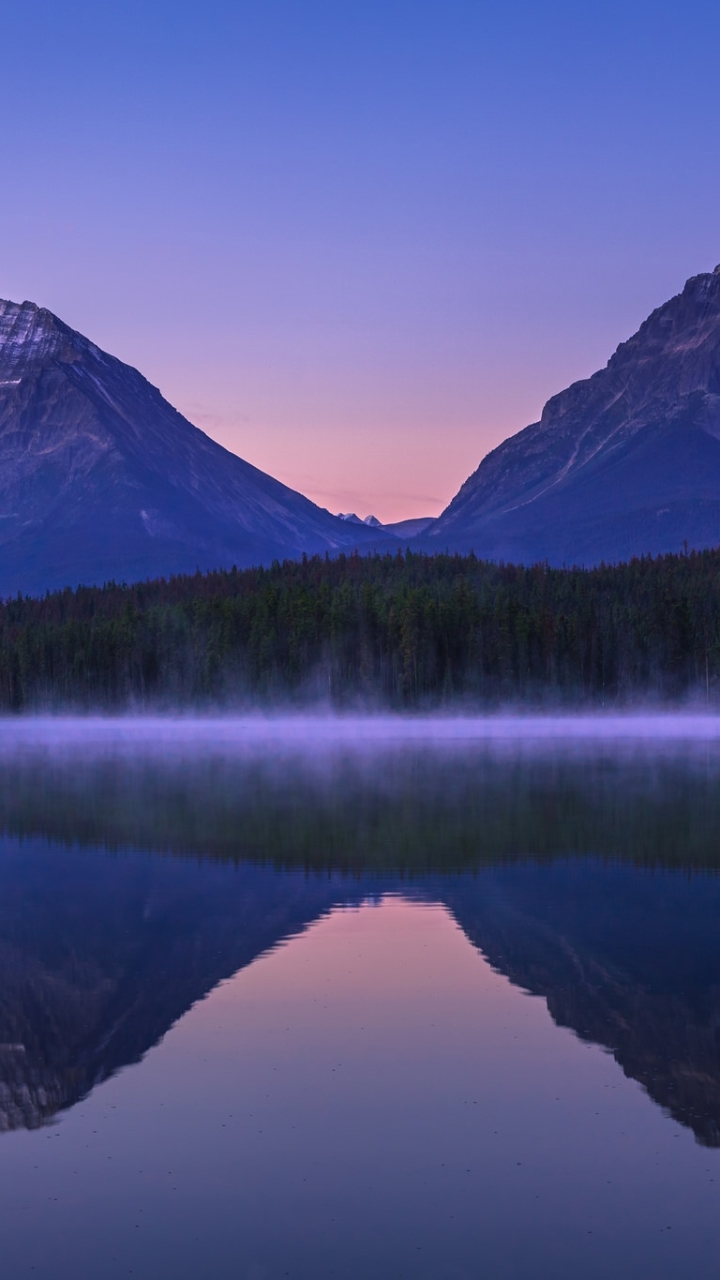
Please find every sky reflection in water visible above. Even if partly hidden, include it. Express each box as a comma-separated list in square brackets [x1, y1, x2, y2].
[0, 717, 718, 1279]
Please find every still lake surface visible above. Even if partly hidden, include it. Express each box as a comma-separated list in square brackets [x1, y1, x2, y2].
[0, 716, 720, 1279]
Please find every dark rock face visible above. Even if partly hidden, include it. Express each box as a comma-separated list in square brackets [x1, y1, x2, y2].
[0, 300, 379, 595]
[426, 266, 720, 565]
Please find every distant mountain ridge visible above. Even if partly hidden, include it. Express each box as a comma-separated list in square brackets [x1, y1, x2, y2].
[426, 265, 720, 565]
[337, 512, 435, 537]
[0, 299, 385, 595]
[337, 512, 383, 527]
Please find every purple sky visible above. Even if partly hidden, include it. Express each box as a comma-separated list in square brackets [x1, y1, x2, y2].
[3, 1, 720, 521]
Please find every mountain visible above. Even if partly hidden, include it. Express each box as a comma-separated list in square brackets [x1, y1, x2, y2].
[337, 512, 385, 528]
[385, 516, 435, 538]
[426, 265, 720, 565]
[337, 512, 378, 526]
[0, 299, 381, 595]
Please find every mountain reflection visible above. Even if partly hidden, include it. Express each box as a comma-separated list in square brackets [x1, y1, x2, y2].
[0, 845, 369, 1131]
[443, 866, 720, 1147]
[1, 740, 720, 1145]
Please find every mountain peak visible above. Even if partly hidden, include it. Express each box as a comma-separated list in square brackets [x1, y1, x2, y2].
[0, 297, 82, 376]
[0, 297, 62, 331]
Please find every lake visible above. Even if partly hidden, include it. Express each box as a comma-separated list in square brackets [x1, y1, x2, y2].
[0, 716, 719, 1279]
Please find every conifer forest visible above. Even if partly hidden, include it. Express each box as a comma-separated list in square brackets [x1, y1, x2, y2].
[1, 548, 719, 709]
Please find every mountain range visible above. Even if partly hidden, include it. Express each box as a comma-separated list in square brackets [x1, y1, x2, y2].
[4, 266, 720, 594]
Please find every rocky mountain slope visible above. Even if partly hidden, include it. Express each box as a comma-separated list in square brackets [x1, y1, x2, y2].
[426, 265, 720, 565]
[0, 300, 382, 595]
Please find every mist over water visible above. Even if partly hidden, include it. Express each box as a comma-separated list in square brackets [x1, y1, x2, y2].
[2, 713, 720, 873]
[1, 715, 720, 1278]
[6, 710, 720, 751]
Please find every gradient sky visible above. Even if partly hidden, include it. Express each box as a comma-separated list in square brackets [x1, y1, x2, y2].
[3, 1, 720, 521]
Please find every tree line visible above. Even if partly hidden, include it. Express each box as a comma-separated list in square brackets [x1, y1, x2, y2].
[0, 547, 719, 709]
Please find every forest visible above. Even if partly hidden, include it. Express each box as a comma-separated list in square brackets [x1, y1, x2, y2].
[0, 547, 719, 709]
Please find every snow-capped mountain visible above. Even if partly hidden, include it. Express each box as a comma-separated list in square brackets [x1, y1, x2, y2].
[337, 512, 383, 527]
[337, 513, 435, 537]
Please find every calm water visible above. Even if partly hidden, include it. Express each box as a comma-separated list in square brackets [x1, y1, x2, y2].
[1, 717, 720, 1279]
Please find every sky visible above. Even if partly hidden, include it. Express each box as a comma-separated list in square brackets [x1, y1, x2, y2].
[2, 1, 720, 523]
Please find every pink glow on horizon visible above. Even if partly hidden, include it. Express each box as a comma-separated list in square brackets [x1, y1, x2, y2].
[74, 257, 702, 525]
[113, 274, 662, 525]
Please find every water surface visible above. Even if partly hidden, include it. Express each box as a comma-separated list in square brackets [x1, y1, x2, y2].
[0, 717, 719, 1278]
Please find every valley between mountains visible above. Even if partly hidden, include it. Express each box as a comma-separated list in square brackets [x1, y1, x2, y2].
[3, 265, 720, 595]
